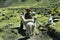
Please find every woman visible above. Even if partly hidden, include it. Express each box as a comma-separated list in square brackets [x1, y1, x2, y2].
[20, 8, 32, 31]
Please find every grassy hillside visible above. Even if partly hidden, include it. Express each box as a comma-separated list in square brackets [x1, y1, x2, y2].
[0, 0, 60, 8]
[0, 8, 60, 40]
[0, 8, 20, 28]
[0, 0, 60, 40]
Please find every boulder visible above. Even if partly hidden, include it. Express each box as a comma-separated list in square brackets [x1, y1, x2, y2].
[5, 16, 10, 20]
[10, 15, 13, 17]
[2, 13, 5, 16]
[1, 18, 5, 20]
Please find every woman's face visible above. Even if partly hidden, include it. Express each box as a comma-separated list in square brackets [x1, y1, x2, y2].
[26, 11, 31, 13]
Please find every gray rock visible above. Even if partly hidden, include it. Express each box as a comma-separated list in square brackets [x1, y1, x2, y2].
[25, 31, 52, 40]
[2, 13, 5, 16]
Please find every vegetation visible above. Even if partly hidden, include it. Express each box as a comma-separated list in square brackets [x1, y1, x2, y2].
[0, 0, 60, 40]
[0, 0, 60, 8]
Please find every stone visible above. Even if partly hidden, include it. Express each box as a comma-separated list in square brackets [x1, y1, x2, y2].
[8, 23, 13, 26]
[1, 18, 5, 20]
[10, 15, 13, 17]
[17, 20, 19, 22]
[5, 16, 10, 20]
[14, 15, 16, 17]
[17, 11, 20, 13]
[2, 13, 5, 16]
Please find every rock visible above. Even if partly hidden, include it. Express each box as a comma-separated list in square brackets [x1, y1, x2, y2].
[10, 15, 13, 17]
[37, 12, 41, 14]
[0, 29, 4, 32]
[17, 11, 20, 13]
[2, 23, 13, 30]
[17, 20, 19, 22]
[2, 13, 5, 16]
[14, 15, 16, 17]
[3, 31, 18, 40]
[28, 33, 52, 40]
[0, 12, 1, 13]
[31, 12, 36, 16]
[1, 18, 5, 20]
[2, 9, 5, 11]
[11, 29, 18, 35]
[8, 23, 13, 26]
[5, 16, 10, 20]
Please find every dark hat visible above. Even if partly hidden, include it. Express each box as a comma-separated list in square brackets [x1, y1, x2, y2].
[25, 8, 31, 11]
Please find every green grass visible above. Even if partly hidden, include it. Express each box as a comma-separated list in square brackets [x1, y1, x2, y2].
[0, 8, 20, 28]
[0, 0, 60, 8]
[36, 14, 60, 32]
[0, 8, 60, 40]
[0, 8, 60, 32]
[52, 19, 60, 32]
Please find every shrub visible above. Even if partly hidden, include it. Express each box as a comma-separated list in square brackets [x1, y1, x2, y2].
[36, 0, 41, 2]
[21, 0, 26, 2]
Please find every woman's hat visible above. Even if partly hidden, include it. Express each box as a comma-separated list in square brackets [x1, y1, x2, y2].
[25, 8, 31, 11]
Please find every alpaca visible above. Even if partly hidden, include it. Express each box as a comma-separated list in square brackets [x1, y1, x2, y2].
[20, 15, 36, 37]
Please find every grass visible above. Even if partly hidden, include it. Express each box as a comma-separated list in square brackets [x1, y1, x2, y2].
[0, 8, 60, 40]
[0, 8, 60, 32]
[36, 14, 60, 32]
[0, 8, 20, 28]
[0, 0, 60, 8]
[52, 19, 60, 32]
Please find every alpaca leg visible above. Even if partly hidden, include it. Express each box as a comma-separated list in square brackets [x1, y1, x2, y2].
[26, 28, 28, 37]
[32, 26, 35, 36]
[28, 25, 31, 36]
[34, 24, 36, 35]
[30, 25, 33, 36]
[26, 26, 29, 37]
[26, 25, 30, 37]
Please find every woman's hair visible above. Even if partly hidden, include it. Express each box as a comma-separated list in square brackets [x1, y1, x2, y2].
[25, 8, 31, 11]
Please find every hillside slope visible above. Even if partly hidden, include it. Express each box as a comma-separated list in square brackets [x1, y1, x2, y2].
[0, 0, 60, 8]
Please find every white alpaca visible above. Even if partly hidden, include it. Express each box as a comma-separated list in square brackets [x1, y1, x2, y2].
[48, 15, 53, 25]
[20, 15, 36, 37]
